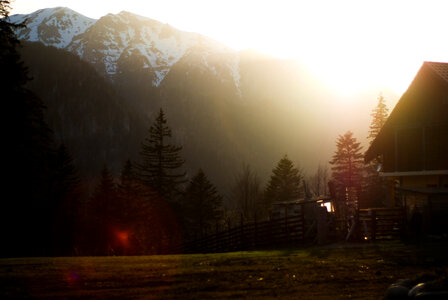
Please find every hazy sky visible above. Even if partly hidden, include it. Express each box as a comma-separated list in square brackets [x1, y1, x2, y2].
[9, 0, 448, 96]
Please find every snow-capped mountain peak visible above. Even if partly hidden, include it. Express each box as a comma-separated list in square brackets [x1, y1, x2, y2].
[10, 8, 241, 90]
[9, 7, 96, 48]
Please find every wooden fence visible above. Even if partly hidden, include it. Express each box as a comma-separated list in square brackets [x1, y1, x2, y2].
[179, 205, 406, 254]
[359, 207, 406, 241]
[181, 211, 305, 254]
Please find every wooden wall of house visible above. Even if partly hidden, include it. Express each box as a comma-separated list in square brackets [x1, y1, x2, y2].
[382, 65, 448, 172]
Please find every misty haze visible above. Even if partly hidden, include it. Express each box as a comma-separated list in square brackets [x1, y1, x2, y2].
[2, 1, 448, 299]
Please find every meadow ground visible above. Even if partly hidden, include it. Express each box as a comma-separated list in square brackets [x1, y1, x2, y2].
[1, 241, 448, 299]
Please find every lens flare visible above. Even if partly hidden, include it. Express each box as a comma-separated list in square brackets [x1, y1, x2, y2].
[115, 230, 130, 248]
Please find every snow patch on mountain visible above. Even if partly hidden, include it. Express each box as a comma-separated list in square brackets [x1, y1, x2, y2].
[10, 7, 95, 48]
[228, 55, 241, 96]
[201, 52, 218, 76]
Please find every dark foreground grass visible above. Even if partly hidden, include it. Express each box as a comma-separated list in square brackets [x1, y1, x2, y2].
[1, 241, 448, 299]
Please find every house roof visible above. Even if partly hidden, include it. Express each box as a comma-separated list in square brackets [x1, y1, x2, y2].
[426, 61, 448, 83]
[365, 61, 448, 162]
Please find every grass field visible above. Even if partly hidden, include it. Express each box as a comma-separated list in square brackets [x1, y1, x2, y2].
[1, 241, 448, 299]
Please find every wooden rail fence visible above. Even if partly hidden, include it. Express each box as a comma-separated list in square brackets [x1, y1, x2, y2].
[181, 212, 305, 254]
[359, 207, 406, 241]
[179, 205, 406, 254]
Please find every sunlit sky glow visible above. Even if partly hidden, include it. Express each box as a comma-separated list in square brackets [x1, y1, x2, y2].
[10, 0, 448, 97]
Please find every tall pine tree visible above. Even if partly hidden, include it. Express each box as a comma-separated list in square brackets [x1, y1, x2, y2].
[134, 109, 186, 253]
[329, 131, 364, 215]
[136, 109, 186, 202]
[364, 94, 389, 208]
[265, 155, 303, 204]
[368, 93, 389, 144]
[1, 0, 63, 257]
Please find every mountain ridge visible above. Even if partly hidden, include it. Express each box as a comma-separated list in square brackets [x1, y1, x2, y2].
[10, 7, 239, 87]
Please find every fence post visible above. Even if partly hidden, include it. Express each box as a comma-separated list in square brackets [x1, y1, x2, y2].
[300, 203, 305, 241]
[371, 210, 377, 242]
[215, 222, 219, 252]
[227, 217, 231, 252]
[240, 213, 245, 250]
[253, 213, 257, 249]
[285, 206, 289, 245]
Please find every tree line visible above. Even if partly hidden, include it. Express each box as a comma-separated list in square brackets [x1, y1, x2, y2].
[77, 109, 308, 255]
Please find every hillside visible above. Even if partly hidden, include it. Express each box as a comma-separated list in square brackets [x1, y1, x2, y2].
[20, 42, 146, 178]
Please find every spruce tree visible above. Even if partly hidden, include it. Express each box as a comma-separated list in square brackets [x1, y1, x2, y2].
[1, 0, 28, 92]
[1, 0, 59, 257]
[183, 169, 223, 238]
[364, 94, 389, 208]
[329, 131, 364, 213]
[368, 93, 389, 144]
[136, 109, 186, 202]
[265, 155, 303, 204]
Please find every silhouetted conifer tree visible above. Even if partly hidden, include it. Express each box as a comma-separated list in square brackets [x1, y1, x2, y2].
[364, 94, 389, 208]
[183, 169, 222, 238]
[134, 109, 186, 253]
[1, 0, 61, 257]
[1, 1, 28, 92]
[136, 109, 186, 202]
[368, 93, 389, 144]
[265, 155, 303, 204]
[330, 131, 364, 215]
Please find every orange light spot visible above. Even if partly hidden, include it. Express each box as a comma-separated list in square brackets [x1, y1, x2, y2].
[115, 230, 130, 247]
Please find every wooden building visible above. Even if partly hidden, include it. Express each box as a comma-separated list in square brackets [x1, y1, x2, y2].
[365, 61, 448, 233]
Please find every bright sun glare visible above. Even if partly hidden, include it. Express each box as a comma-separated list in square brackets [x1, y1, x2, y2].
[10, 0, 448, 96]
